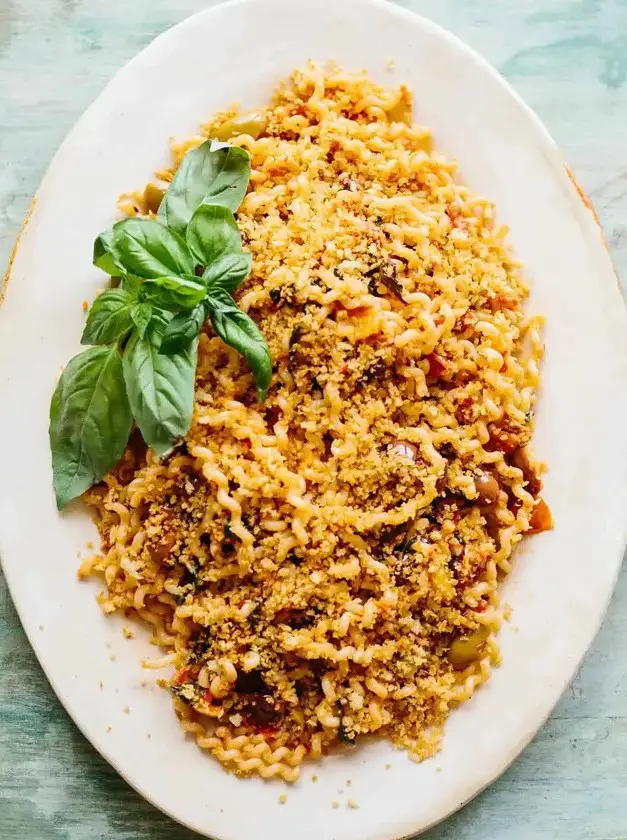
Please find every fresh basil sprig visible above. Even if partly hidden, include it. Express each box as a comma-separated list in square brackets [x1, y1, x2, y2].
[50, 139, 271, 509]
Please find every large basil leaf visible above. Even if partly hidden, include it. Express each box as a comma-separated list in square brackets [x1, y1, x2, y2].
[93, 228, 119, 276]
[186, 204, 241, 266]
[140, 275, 207, 311]
[49, 345, 132, 509]
[205, 287, 271, 401]
[158, 141, 251, 236]
[111, 218, 193, 279]
[123, 320, 198, 455]
[159, 303, 207, 355]
[81, 288, 134, 346]
[202, 252, 252, 294]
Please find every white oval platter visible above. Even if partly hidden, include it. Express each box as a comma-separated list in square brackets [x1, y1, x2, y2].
[1, 0, 627, 838]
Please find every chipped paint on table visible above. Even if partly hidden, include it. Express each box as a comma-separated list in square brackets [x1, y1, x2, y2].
[1, 1, 627, 838]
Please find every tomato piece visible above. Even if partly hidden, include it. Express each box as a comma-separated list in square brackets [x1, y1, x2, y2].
[529, 498, 553, 533]
[426, 352, 447, 377]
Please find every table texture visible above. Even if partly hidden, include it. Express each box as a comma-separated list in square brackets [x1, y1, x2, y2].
[1, 0, 626, 838]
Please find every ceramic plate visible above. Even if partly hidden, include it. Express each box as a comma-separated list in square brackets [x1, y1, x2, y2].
[1, 0, 626, 837]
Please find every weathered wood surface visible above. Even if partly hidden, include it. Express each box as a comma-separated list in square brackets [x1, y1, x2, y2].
[1, 0, 626, 837]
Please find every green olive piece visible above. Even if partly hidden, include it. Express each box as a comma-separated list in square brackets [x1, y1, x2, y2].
[143, 183, 166, 214]
[448, 627, 491, 670]
[213, 113, 267, 142]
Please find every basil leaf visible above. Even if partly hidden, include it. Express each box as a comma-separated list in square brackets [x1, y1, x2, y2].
[49, 345, 132, 509]
[121, 274, 142, 297]
[205, 288, 271, 401]
[159, 304, 207, 355]
[93, 229, 119, 276]
[81, 289, 134, 346]
[140, 275, 207, 311]
[186, 204, 241, 266]
[158, 141, 251, 236]
[111, 218, 193, 279]
[130, 301, 153, 339]
[123, 321, 198, 455]
[203, 252, 252, 294]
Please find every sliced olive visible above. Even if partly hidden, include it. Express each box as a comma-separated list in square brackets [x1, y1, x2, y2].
[448, 627, 491, 670]
[474, 472, 500, 504]
[143, 183, 166, 214]
[509, 447, 542, 497]
[213, 113, 267, 142]
[388, 439, 418, 461]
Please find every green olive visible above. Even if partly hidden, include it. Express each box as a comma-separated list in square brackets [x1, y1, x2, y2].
[212, 113, 267, 142]
[143, 183, 166, 214]
[448, 627, 491, 670]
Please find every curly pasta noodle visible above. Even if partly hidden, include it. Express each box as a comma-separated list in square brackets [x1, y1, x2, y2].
[83, 64, 552, 782]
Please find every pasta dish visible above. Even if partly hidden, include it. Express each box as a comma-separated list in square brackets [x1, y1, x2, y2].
[81, 64, 551, 782]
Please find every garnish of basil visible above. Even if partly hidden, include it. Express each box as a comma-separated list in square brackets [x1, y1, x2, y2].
[50, 139, 271, 508]
[110, 217, 194, 279]
[129, 301, 154, 339]
[186, 204, 242, 265]
[160, 304, 207, 355]
[81, 288, 135, 346]
[92, 228, 119, 276]
[205, 287, 272, 401]
[49, 345, 132, 509]
[140, 275, 208, 311]
[158, 141, 251, 236]
[123, 319, 198, 456]
[202, 252, 253, 295]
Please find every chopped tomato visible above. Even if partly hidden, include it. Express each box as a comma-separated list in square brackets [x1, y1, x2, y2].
[484, 428, 519, 454]
[490, 295, 517, 311]
[529, 498, 553, 533]
[426, 352, 447, 378]
[455, 397, 475, 425]
[346, 305, 372, 318]
[256, 726, 277, 738]
[174, 667, 189, 685]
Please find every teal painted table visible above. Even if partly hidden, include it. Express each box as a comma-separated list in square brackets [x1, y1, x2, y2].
[1, 1, 626, 837]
